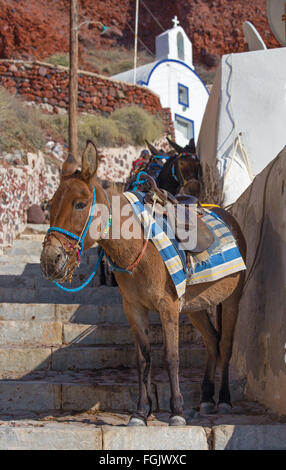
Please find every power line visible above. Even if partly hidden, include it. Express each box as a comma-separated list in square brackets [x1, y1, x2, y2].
[125, 20, 155, 57]
[140, 0, 165, 32]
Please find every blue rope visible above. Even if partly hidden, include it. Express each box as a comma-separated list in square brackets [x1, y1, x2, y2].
[131, 170, 148, 191]
[105, 254, 132, 275]
[53, 248, 104, 292]
[171, 164, 179, 183]
[153, 155, 170, 160]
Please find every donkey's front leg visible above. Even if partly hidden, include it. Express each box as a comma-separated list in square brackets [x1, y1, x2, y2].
[123, 298, 152, 426]
[160, 304, 186, 426]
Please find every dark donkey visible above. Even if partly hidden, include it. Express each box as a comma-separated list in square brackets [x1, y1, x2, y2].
[41, 141, 246, 426]
[146, 139, 202, 197]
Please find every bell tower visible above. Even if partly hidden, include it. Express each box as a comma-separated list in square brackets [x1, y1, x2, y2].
[155, 16, 193, 67]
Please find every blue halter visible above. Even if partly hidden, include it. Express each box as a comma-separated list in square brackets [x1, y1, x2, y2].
[46, 188, 98, 292]
[47, 188, 97, 256]
[46, 187, 130, 292]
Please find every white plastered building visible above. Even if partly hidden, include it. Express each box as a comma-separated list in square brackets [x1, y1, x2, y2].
[112, 18, 209, 147]
[198, 47, 286, 207]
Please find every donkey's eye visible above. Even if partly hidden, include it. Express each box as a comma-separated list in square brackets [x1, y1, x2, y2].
[74, 201, 87, 210]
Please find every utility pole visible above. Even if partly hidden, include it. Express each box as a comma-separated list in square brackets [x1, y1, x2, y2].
[69, 0, 79, 161]
[133, 0, 139, 84]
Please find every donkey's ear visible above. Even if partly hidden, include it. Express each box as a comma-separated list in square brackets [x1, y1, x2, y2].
[62, 153, 78, 177]
[81, 140, 98, 182]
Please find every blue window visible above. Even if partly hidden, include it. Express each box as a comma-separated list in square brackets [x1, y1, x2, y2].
[174, 114, 194, 142]
[178, 83, 189, 108]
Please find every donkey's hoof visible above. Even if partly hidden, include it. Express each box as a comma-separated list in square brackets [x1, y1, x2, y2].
[217, 402, 232, 414]
[169, 415, 186, 426]
[200, 401, 216, 415]
[128, 416, 147, 427]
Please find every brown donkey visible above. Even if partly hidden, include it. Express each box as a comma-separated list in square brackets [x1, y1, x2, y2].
[41, 141, 246, 426]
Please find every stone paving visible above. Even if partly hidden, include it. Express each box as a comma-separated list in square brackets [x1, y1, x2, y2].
[0, 225, 285, 449]
[0, 401, 285, 450]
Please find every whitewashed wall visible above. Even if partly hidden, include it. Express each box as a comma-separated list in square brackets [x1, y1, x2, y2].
[198, 47, 286, 207]
[148, 61, 209, 146]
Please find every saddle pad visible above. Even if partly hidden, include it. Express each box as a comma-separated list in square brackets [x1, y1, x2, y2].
[123, 192, 246, 296]
[123, 191, 187, 298]
[186, 209, 246, 285]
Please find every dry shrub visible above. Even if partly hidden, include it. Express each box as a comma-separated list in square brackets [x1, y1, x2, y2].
[48, 106, 163, 149]
[111, 105, 163, 146]
[0, 86, 163, 153]
[0, 87, 46, 152]
[45, 53, 69, 67]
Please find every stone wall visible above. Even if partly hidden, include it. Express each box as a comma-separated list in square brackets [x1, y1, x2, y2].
[231, 147, 286, 416]
[0, 152, 60, 253]
[0, 59, 165, 118]
[0, 133, 173, 251]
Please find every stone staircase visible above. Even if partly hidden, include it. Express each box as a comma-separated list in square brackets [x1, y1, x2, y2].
[0, 225, 284, 450]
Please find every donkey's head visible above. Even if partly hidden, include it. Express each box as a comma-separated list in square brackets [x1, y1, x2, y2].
[40, 141, 102, 282]
[175, 154, 201, 196]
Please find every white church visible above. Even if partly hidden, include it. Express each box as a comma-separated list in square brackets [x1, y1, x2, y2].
[112, 17, 209, 147]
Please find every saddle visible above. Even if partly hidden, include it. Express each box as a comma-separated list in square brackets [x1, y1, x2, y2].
[143, 176, 214, 254]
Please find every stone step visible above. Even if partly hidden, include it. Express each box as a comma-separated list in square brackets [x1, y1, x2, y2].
[0, 420, 285, 450]
[0, 344, 206, 373]
[0, 301, 126, 323]
[0, 262, 93, 276]
[0, 271, 101, 289]
[0, 286, 121, 304]
[63, 321, 199, 346]
[0, 320, 200, 346]
[0, 320, 62, 346]
[0, 250, 94, 266]
[0, 302, 192, 325]
[0, 421, 103, 450]
[18, 224, 49, 241]
[0, 255, 41, 264]
[4, 239, 44, 257]
[18, 233, 45, 241]
[0, 368, 244, 413]
[0, 419, 209, 450]
[25, 223, 49, 232]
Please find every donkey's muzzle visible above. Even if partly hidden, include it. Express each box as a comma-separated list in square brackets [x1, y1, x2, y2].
[40, 244, 70, 282]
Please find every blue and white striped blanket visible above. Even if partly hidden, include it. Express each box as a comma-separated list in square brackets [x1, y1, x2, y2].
[124, 192, 187, 298]
[123, 192, 246, 298]
[186, 209, 246, 285]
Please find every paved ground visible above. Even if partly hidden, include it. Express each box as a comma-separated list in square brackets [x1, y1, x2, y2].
[0, 400, 282, 426]
[0, 226, 285, 449]
[0, 401, 285, 450]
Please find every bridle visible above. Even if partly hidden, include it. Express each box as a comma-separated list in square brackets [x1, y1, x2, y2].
[43, 185, 151, 291]
[47, 187, 97, 267]
[43, 187, 112, 290]
[171, 153, 200, 189]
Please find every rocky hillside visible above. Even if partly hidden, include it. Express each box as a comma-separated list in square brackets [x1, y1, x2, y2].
[0, 0, 280, 70]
